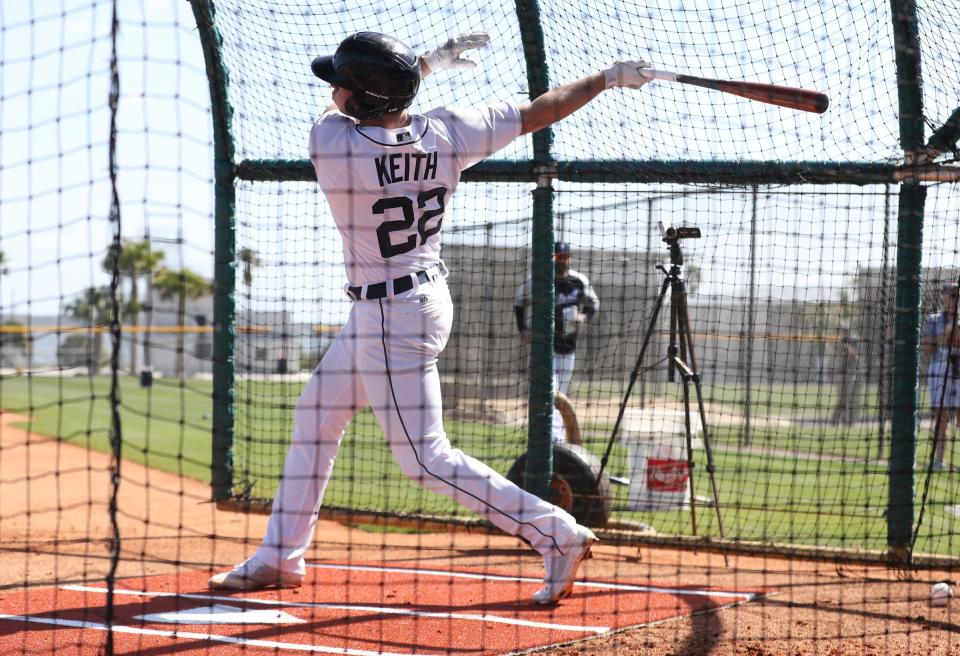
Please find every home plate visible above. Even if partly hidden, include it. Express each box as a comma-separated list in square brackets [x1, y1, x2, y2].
[135, 604, 306, 625]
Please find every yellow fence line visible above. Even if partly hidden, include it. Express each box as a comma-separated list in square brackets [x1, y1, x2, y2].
[0, 324, 342, 335]
[694, 330, 848, 344]
[635, 329, 850, 344]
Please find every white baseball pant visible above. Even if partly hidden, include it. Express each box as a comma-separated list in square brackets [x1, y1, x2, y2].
[255, 276, 582, 576]
[554, 351, 575, 396]
[551, 351, 576, 442]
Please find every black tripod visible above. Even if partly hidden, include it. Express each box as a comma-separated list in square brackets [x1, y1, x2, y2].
[596, 223, 726, 542]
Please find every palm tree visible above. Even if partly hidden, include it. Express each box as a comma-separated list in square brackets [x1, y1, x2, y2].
[153, 267, 213, 377]
[0, 251, 8, 314]
[238, 248, 262, 366]
[103, 240, 164, 374]
[238, 247, 261, 292]
[64, 286, 112, 373]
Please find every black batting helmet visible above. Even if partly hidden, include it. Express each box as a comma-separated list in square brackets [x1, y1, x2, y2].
[311, 32, 421, 120]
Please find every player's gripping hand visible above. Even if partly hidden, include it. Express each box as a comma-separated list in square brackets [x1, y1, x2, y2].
[421, 32, 490, 76]
[905, 145, 941, 165]
[603, 60, 653, 89]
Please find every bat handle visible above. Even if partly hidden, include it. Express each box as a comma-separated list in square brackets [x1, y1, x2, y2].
[645, 69, 680, 82]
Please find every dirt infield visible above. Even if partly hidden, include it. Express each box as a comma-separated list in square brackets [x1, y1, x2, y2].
[1, 563, 763, 655]
[2, 412, 959, 655]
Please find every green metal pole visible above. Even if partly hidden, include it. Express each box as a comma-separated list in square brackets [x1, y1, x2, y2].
[234, 158, 899, 186]
[888, 0, 925, 560]
[515, 0, 555, 500]
[190, 0, 236, 501]
[890, 184, 924, 557]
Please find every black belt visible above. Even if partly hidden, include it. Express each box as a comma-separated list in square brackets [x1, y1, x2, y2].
[347, 265, 444, 301]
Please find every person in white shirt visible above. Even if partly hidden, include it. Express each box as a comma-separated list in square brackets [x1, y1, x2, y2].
[208, 30, 652, 605]
[922, 281, 960, 470]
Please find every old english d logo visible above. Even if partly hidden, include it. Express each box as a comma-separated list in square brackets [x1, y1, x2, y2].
[646, 459, 689, 492]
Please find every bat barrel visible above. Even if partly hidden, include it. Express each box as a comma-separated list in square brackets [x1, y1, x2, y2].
[653, 71, 828, 114]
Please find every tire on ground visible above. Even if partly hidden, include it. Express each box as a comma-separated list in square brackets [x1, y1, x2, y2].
[506, 442, 612, 528]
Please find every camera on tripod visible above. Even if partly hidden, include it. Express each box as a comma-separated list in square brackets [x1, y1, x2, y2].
[659, 221, 701, 242]
[593, 220, 727, 549]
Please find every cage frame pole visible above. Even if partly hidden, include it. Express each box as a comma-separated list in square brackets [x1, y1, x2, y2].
[887, 0, 926, 562]
[190, 0, 237, 501]
[515, 0, 557, 500]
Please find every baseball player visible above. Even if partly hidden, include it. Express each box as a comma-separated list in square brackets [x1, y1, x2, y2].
[208, 30, 652, 605]
[922, 281, 960, 470]
[514, 241, 599, 441]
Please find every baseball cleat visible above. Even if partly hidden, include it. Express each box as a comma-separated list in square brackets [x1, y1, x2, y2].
[533, 526, 598, 605]
[208, 556, 303, 591]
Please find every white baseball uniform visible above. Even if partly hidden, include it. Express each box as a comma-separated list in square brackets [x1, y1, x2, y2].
[924, 311, 960, 409]
[254, 102, 583, 576]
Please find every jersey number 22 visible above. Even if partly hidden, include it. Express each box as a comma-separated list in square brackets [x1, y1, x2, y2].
[374, 186, 447, 258]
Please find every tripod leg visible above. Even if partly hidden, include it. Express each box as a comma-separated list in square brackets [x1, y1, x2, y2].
[675, 286, 728, 546]
[668, 285, 679, 383]
[674, 278, 695, 371]
[595, 274, 672, 483]
[678, 346, 699, 537]
[669, 278, 699, 535]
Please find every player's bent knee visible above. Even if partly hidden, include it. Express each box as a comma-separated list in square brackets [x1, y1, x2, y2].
[396, 444, 468, 484]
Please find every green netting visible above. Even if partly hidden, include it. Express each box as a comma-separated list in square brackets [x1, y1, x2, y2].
[197, 0, 960, 561]
[6, 1, 960, 652]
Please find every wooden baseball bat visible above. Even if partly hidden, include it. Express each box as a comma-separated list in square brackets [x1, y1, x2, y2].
[648, 69, 829, 114]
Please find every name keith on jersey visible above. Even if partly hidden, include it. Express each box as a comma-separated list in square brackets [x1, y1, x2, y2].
[374, 152, 438, 187]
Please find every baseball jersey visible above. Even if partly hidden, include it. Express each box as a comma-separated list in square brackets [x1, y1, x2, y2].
[514, 269, 600, 354]
[924, 311, 960, 380]
[309, 103, 522, 286]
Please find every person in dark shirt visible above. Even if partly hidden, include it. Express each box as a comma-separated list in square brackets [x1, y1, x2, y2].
[514, 241, 599, 441]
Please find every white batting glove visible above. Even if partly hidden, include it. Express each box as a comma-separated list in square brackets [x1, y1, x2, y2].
[421, 32, 490, 75]
[603, 60, 653, 89]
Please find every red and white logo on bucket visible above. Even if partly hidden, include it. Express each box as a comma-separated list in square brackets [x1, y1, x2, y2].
[646, 459, 690, 492]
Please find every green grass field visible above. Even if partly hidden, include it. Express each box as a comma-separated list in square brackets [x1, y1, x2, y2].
[2, 374, 958, 558]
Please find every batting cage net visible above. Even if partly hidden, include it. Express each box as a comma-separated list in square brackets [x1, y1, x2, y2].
[2, 0, 960, 654]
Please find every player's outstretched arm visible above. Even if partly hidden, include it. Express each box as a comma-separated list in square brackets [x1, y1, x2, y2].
[518, 60, 651, 135]
[420, 32, 490, 78]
